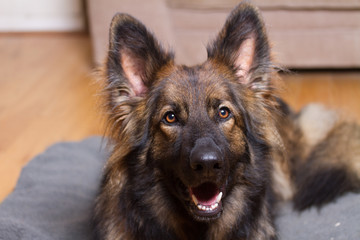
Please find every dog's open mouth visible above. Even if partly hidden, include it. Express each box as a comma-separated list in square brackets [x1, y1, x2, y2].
[189, 182, 224, 220]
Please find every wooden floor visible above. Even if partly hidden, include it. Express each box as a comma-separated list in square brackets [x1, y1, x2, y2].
[0, 33, 104, 202]
[0, 33, 359, 202]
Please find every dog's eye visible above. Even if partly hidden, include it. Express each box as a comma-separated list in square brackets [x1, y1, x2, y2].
[164, 112, 177, 124]
[218, 107, 230, 119]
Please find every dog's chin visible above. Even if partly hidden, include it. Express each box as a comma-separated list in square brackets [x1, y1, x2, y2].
[176, 180, 226, 222]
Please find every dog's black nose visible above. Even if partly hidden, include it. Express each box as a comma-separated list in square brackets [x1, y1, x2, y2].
[190, 138, 223, 176]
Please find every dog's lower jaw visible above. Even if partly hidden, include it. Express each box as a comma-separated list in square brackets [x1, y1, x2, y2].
[189, 201, 223, 222]
[191, 210, 223, 223]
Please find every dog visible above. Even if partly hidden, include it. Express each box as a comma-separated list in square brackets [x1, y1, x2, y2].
[94, 2, 360, 239]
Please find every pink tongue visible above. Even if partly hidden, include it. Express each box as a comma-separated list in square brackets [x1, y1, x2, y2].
[191, 182, 219, 206]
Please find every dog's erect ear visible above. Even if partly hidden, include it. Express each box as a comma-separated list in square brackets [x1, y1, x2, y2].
[106, 14, 173, 98]
[207, 2, 272, 87]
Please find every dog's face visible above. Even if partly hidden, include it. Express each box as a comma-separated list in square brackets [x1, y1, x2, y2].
[149, 63, 248, 221]
[105, 3, 276, 222]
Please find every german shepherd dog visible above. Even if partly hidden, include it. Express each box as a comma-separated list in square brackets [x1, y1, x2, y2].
[94, 2, 360, 239]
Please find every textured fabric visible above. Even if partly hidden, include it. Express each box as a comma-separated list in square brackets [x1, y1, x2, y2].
[0, 137, 108, 240]
[0, 136, 359, 239]
[277, 194, 360, 239]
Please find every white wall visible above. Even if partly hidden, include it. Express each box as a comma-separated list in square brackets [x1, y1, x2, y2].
[0, 0, 85, 32]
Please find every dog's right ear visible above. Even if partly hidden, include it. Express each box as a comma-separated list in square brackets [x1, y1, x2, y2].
[207, 3, 273, 90]
[105, 14, 173, 101]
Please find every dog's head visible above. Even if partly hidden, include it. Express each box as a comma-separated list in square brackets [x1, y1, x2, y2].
[104, 2, 277, 222]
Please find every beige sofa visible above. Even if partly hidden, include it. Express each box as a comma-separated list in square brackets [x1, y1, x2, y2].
[87, 0, 360, 68]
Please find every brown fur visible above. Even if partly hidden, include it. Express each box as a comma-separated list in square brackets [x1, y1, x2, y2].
[94, 2, 360, 239]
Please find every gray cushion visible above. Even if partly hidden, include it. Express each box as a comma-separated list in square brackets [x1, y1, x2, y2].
[277, 194, 360, 239]
[0, 137, 108, 240]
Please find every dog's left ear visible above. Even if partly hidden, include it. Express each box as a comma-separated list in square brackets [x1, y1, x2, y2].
[207, 2, 272, 88]
[104, 14, 174, 141]
[106, 14, 173, 99]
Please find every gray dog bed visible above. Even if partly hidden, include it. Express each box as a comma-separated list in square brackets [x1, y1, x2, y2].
[0, 137, 359, 239]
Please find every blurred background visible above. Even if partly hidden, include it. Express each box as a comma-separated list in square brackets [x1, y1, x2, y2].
[1, 0, 359, 202]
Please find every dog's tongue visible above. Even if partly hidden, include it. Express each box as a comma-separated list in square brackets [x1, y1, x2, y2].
[190, 182, 219, 206]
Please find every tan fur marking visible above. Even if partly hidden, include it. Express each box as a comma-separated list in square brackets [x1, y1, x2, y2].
[144, 182, 185, 238]
[251, 204, 276, 239]
[298, 104, 339, 147]
[209, 186, 246, 239]
[272, 159, 294, 200]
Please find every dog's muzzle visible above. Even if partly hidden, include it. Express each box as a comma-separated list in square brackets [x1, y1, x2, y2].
[188, 137, 226, 220]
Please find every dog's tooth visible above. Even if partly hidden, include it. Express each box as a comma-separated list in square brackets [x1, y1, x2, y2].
[197, 202, 220, 211]
[191, 194, 199, 205]
[197, 204, 206, 211]
[216, 192, 223, 203]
